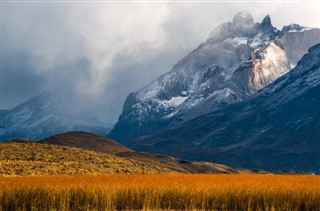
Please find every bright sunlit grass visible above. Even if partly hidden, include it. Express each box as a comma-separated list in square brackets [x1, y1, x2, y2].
[0, 174, 319, 210]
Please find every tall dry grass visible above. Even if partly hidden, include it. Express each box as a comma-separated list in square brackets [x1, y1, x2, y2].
[0, 174, 319, 210]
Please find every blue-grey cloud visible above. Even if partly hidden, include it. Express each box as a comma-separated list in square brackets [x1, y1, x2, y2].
[2, 49, 45, 108]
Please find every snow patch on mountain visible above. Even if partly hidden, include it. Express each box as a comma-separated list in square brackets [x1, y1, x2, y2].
[282, 24, 313, 33]
[286, 28, 312, 33]
[162, 96, 188, 108]
[225, 37, 248, 46]
[207, 88, 235, 101]
[249, 33, 271, 49]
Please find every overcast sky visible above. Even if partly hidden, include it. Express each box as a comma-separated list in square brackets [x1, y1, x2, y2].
[1, 1, 320, 123]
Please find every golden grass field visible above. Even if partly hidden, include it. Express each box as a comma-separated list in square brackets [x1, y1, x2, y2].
[0, 174, 319, 210]
[0, 143, 245, 175]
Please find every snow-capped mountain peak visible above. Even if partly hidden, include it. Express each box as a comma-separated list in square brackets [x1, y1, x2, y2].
[207, 12, 256, 43]
[0, 93, 111, 140]
[281, 24, 312, 33]
[110, 13, 320, 142]
[259, 15, 272, 29]
[232, 11, 254, 22]
[231, 11, 255, 29]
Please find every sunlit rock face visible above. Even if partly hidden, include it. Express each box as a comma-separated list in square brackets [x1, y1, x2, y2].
[232, 42, 290, 95]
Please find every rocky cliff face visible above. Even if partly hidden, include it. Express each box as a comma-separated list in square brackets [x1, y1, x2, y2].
[281, 24, 320, 66]
[232, 41, 290, 95]
[110, 13, 319, 142]
[128, 44, 320, 172]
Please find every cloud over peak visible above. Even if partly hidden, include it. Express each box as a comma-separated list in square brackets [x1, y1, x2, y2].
[2, 2, 319, 122]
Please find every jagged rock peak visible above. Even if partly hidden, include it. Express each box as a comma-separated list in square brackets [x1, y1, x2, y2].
[232, 11, 254, 25]
[207, 11, 256, 41]
[260, 15, 273, 29]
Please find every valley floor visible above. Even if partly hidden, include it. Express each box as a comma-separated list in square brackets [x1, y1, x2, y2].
[0, 174, 319, 210]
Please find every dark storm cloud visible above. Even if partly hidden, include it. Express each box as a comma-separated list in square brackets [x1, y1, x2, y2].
[2, 49, 45, 108]
[1, 1, 319, 123]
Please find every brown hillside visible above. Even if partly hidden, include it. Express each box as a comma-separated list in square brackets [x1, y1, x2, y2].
[4, 138, 31, 143]
[0, 142, 174, 175]
[40, 131, 132, 154]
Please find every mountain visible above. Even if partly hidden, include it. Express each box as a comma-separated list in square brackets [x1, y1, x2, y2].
[0, 132, 250, 175]
[0, 93, 112, 141]
[40, 131, 132, 154]
[128, 43, 320, 172]
[110, 13, 320, 142]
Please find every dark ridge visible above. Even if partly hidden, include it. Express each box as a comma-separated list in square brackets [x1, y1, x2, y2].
[40, 131, 132, 154]
[4, 138, 32, 143]
[116, 151, 249, 174]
